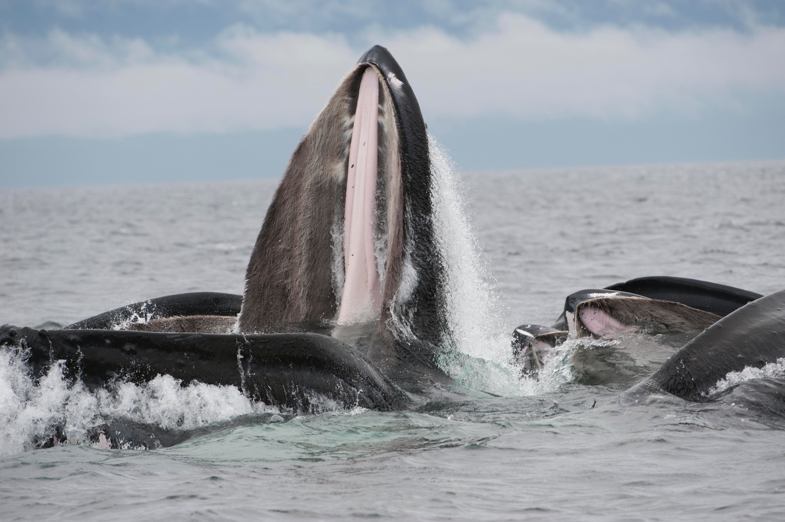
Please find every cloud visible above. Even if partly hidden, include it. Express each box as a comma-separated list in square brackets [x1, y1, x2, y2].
[0, 28, 357, 138]
[385, 14, 785, 121]
[1, 13, 783, 139]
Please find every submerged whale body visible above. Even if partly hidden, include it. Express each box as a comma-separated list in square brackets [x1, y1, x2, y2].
[2, 46, 785, 449]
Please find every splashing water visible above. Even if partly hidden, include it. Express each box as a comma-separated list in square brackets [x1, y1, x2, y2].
[0, 345, 277, 456]
[708, 358, 785, 396]
[428, 136, 573, 396]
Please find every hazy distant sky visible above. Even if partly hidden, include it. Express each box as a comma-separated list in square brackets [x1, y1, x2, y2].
[1, 0, 784, 187]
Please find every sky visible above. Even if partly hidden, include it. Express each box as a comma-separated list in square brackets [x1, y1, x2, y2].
[1, 0, 784, 187]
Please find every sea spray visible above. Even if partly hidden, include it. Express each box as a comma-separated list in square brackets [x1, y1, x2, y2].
[1, 348, 71, 455]
[428, 136, 573, 396]
[0, 345, 277, 456]
[708, 358, 785, 397]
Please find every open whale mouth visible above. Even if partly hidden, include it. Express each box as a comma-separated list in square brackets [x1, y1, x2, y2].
[333, 50, 437, 331]
[238, 46, 446, 346]
[4, 43, 785, 444]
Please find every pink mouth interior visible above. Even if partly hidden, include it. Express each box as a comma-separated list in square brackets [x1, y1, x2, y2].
[337, 67, 382, 324]
[578, 306, 634, 338]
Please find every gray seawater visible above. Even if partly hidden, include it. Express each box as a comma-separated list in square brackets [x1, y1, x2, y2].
[2, 160, 785, 520]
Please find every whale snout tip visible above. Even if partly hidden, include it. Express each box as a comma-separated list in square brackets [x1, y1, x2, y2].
[357, 44, 387, 65]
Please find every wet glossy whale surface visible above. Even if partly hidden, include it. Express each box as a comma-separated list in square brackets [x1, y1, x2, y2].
[2, 160, 785, 520]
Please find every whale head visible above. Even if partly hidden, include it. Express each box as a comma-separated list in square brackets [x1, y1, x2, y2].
[238, 46, 450, 372]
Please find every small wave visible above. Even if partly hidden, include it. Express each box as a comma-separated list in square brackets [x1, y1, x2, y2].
[707, 358, 785, 396]
[0, 346, 277, 456]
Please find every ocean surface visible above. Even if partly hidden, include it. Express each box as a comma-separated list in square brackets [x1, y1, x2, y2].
[2, 159, 785, 520]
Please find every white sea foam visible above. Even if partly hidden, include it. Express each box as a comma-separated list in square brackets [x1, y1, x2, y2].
[0, 346, 276, 456]
[708, 358, 785, 396]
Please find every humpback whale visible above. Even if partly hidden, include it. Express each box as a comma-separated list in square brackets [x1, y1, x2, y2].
[512, 276, 767, 378]
[2, 46, 785, 450]
[1, 45, 458, 418]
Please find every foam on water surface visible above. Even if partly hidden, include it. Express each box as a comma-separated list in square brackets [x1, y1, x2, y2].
[708, 358, 785, 396]
[0, 345, 278, 456]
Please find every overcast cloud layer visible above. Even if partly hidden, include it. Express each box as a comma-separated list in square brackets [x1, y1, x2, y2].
[1, 11, 784, 139]
[1, 0, 783, 186]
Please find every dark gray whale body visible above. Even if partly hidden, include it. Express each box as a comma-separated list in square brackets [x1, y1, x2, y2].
[604, 276, 762, 317]
[64, 292, 242, 330]
[2, 46, 785, 449]
[0, 324, 405, 412]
